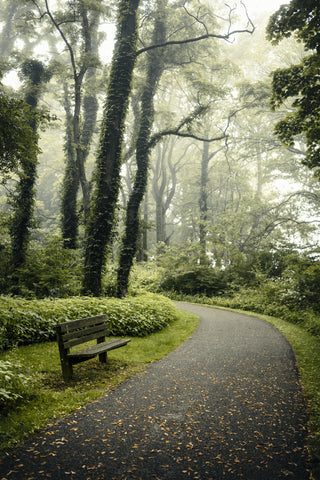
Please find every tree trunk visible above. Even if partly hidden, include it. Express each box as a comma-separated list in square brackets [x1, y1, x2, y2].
[156, 201, 166, 244]
[73, 76, 91, 222]
[61, 82, 80, 249]
[116, 0, 167, 298]
[199, 138, 209, 264]
[136, 195, 149, 262]
[83, 0, 140, 296]
[142, 193, 149, 261]
[59, 4, 100, 246]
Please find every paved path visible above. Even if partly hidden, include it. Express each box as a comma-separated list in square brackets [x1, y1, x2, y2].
[0, 303, 311, 479]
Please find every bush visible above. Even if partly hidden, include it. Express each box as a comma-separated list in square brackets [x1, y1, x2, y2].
[0, 293, 178, 351]
[15, 237, 83, 298]
[0, 237, 83, 298]
[0, 361, 32, 410]
[159, 265, 229, 296]
[126, 263, 163, 295]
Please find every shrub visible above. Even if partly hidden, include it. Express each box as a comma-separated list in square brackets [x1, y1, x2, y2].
[101, 262, 163, 297]
[15, 237, 83, 298]
[159, 266, 229, 296]
[127, 263, 163, 295]
[0, 294, 178, 351]
[0, 360, 32, 410]
[0, 237, 83, 298]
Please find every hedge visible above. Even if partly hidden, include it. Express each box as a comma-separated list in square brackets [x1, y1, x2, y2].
[0, 294, 178, 351]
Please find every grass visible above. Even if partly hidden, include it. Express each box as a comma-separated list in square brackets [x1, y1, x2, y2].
[0, 309, 199, 455]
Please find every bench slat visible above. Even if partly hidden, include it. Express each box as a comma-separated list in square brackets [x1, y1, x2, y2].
[58, 314, 108, 333]
[62, 323, 110, 344]
[68, 338, 131, 358]
[63, 330, 109, 350]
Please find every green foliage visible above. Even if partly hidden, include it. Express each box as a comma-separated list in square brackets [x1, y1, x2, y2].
[282, 259, 320, 312]
[0, 360, 32, 410]
[156, 243, 230, 295]
[0, 293, 178, 351]
[267, 1, 320, 175]
[157, 243, 204, 271]
[159, 266, 229, 296]
[126, 262, 163, 295]
[102, 261, 163, 296]
[267, 2, 319, 50]
[106, 294, 178, 336]
[0, 90, 39, 181]
[5, 237, 83, 298]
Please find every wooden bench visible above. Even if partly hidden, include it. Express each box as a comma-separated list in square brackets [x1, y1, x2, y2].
[56, 314, 131, 380]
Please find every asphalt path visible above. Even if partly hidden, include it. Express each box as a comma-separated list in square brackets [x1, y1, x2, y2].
[0, 303, 311, 479]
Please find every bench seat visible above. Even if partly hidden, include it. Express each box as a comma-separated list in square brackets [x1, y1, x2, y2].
[68, 338, 131, 359]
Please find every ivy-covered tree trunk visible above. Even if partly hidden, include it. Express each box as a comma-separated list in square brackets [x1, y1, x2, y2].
[116, 0, 167, 298]
[82, 0, 140, 296]
[61, 82, 80, 249]
[142, 194, 149, 261]
[10, 60, 49, 286]
[56, 2, 100, 247]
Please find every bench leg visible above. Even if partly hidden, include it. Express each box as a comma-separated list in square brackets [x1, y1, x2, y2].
[99, 352, 107, 363]
[62, 361, 73, 381]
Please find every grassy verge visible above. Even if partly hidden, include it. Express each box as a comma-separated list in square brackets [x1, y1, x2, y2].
[0, 309, 199, 455]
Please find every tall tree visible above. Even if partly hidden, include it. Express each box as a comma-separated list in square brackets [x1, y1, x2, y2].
[9, 60, 50, 285]
[116, 0, 168, 298]
[82, 0, 140, 296]
[31, 0, 104, 247]
[267, 1, 320, 176]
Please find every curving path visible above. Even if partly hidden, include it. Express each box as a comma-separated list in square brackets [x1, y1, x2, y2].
[0, 303, 311, 479]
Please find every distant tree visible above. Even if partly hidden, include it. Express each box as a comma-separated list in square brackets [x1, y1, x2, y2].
[151, 138, 186, 246]
[0, 1, 19, 58]
[28, 0, 105, 247]
[116, 1, 253, 296]
[267, 1, 320, 176]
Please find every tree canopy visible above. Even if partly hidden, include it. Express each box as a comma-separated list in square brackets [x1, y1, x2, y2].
[0, 89, 39, 181]
[267, 0, 320, 175]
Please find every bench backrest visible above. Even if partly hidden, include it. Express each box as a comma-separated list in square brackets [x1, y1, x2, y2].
[56, 314, 110, 350]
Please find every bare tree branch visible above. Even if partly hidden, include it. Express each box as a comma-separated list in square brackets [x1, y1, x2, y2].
[148, 104, 228, 148]
[137, 25, 255, 56]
